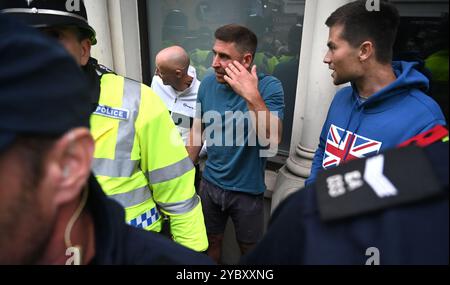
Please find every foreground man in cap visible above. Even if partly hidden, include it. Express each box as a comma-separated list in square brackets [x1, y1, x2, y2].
[0, 0, 208, 252]
[0, 14, 212, 265]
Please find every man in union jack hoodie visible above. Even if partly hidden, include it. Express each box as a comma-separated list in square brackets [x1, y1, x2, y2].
[306, 1, 446, 186]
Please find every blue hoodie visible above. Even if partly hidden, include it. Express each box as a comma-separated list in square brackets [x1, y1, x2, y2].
[306, 61, 446, 185]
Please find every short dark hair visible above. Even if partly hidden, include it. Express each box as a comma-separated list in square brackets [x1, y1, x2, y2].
[325, 0, 400, 64]
[215, 24, 258, 57]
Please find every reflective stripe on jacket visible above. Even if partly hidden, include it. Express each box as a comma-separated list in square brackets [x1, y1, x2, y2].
[90, 73, 207, 252]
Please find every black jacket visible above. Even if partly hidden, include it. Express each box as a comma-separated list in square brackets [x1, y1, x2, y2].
[86, 175, 213, 265]
[241, 142, 449, 265]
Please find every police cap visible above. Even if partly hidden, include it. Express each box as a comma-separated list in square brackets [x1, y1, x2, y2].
[0, 14, 91, 153]
[0, 0, 97, 45]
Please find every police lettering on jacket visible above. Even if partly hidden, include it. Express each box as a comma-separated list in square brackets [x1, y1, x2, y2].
[93, 104, 129, 120]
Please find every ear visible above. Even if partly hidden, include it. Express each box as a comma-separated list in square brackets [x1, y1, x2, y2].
[175, 69, 183, 78]
[46, 128, 94, 207]
[242, 53, 253, 69]
[359, 41, 373, 62]
[80, 38, 92, 66]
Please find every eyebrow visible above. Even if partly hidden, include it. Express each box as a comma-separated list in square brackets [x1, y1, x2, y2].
[212, 49, 231, 58]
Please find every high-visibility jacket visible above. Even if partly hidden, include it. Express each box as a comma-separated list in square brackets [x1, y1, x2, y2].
[90, 73, 208, 252]
[190, 49, 213, 80]
[254, 52, 279, 75]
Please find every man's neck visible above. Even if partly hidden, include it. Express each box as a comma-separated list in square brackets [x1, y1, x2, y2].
[355, 62, 396, 99]
[37, 198, 96, 265]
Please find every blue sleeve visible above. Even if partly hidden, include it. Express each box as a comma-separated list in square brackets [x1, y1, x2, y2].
[417, 106, 447, 134]
[419, 119, 447, 134]
[411, 89, 447, 132]
[261, 76, 285, 120]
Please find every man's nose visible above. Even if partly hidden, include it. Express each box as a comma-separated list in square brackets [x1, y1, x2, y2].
[212, 54, 220, 68]
[323, 52, 331, 64]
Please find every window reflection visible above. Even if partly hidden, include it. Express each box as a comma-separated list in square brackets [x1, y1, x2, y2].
[146, 1, 449, 155]
[147, 0, 305, 155]
[393, 13, 449, 121]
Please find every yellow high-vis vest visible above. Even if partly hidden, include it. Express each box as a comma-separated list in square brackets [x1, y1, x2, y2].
[90, 73, 207, 252]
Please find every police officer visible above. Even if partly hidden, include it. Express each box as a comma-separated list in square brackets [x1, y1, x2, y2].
[0, 14, 212, 265]
[241, 126, 449, 265]
[0, 0, 208, 252]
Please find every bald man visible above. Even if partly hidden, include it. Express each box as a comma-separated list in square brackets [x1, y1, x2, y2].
[152, 46, 200, 144]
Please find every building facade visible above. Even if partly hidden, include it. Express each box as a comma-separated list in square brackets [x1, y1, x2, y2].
[85, 0, 449, 263]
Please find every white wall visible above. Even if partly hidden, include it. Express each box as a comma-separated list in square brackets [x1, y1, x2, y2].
[85, 0, 142, 81]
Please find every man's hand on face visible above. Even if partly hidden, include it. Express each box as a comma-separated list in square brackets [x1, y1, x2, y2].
[224, 60, 260, 102]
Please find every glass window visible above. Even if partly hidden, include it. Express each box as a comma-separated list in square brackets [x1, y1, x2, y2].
[146, 0, 306, 156]
[393, 0, 449, 121]
[143, 1, 448, 157]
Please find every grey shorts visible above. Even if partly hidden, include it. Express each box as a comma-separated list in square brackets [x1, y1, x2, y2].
[199, 178, 264, 244]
